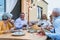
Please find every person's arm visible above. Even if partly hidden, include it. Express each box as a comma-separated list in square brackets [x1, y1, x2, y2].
[0, 26, 4, 34]
[0, 26, 9, 34]
[46, 26, 54, 33]
[45, 32, 60, 39]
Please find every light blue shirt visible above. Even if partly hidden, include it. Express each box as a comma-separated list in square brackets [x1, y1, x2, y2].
[14, 18, 27, 29]
[45, 16, 60, 40]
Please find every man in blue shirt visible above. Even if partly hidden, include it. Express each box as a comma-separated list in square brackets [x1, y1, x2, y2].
[14, 13, 27, 29]
[41, 8, 60, 40]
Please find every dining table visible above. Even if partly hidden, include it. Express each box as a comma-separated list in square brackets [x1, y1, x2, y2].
[0, 30, 47, 40]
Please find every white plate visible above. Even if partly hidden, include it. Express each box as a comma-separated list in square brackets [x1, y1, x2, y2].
[12, 32, 25, 36]
[28, 29, 36, 33]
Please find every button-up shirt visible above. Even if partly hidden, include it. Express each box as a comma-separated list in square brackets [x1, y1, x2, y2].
[45, 16, 60, 40]
[14, 18, 27, 29]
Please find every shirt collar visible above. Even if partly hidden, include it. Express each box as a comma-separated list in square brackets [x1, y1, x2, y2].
[19, 18, 25, 21]
[54, 16, 60, 20]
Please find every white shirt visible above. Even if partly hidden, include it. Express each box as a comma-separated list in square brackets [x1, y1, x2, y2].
[38, 20, 52, 28]
[14, 18, 27, 29]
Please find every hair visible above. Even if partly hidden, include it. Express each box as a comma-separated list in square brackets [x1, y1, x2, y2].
[2, 13, 8, 20]
[20, 13, 25, 15]
[6, 13, 13, 19]
[2, 12, 13, 20]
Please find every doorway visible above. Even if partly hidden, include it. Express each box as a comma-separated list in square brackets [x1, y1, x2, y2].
[11, 0, 21, 20]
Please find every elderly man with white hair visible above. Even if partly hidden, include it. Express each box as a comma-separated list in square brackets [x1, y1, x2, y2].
[40, 8, 60, 40]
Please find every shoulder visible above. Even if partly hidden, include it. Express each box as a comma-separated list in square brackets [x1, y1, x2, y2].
[54, 18, 60, 24]
[25, 19, 27, 22]
[15, 18, 21, 21]
[55, 18, 60, 22]
[55, 17, 60, 22]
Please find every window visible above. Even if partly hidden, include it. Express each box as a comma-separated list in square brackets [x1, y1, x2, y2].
[37, 6, 42, 19]
[0, 0, 6, 12]
[0, 0, 6, 20]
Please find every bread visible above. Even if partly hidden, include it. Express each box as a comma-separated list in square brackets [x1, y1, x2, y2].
[32, 25, 39, 30]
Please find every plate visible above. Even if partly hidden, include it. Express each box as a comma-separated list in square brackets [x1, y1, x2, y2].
[12, 32, 25, 36]
[28, 29, 37, 33]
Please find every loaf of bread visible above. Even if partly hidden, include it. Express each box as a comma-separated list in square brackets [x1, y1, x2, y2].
[32, 25, 40, 30]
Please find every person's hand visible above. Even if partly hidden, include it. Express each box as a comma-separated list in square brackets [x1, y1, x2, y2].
[46, 27, 53, 31]
[22, 24, 27, 30]
[10, 27, 15, 30]
[10, 28, 15, 32]
[38, 27, 45, 35]
[23, 24, 27, 27]
[40, 28, 45, 35]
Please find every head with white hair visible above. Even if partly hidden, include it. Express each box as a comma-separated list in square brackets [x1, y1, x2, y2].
[2, 12, 13, 22]
[6, 13, 13, 19]
[52, 8, 60, 17]
[6, 13, 13, 22]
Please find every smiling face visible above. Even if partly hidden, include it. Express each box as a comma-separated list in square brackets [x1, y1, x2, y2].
[20, 13, 25, 20]
[52, 8, 60, 17]
[52, 11, 59, 17]
[42, 14, 47, 20]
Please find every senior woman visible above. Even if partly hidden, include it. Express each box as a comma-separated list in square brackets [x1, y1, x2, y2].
[0, 13, 14, 34]
[38, 14, 52, 28]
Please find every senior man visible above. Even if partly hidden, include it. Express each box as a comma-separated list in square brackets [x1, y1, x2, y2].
[41, 8, 60, 40]
[14, 13, 27, 29]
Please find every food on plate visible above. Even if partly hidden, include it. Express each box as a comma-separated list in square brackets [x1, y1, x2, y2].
[31, 25, 40, 30]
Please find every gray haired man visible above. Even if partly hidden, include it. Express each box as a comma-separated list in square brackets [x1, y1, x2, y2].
[41, 8, 60, 40]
